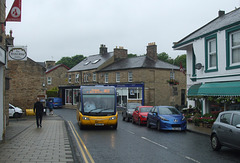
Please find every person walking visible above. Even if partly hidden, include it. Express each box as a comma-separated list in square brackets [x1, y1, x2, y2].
[48, 99, 54, 115]
[34, 97, 44, 128]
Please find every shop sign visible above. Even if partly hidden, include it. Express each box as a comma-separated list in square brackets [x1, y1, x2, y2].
[0, 47, 6, 64]
[8, 46, 27, 61]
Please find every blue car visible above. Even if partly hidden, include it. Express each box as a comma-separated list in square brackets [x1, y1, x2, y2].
[47, 97, 63, 108]
[147, 106, 187, 131]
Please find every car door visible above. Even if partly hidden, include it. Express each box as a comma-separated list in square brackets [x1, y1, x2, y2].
[148, 107, 155, 124]
[150, 107, 158, 126]
[9, 105, 14, 117]
[133, 107, 139, 122]
[229, 113, 240, 149]
[218, 113, 232, 145]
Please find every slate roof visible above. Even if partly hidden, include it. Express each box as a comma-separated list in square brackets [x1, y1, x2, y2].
[99, 56, 179, 72]
[68, 52, 114, 72]
[173, 8, 240, 49]
[46, 64, 70, 74]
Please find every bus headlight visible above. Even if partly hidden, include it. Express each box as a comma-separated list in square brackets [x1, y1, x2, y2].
[109, 116, 116, 120]
[82, 116, 90, 120]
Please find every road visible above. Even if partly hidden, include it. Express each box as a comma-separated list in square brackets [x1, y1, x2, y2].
[54, 108, 240, 163]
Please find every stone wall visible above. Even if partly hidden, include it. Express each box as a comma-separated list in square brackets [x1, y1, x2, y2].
[8, 58, 46, 111]
[46, 66, 69, 90]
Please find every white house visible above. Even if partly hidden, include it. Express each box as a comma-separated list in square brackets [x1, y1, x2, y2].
[173, 9, 240, 115]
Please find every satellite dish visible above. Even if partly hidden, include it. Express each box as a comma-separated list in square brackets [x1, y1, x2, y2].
[195, 63, 203, 70]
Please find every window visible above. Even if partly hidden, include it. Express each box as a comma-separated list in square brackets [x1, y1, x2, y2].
[220, 113, 232, 124]
[128, 88, 142, 99]
[205, 34, 217, 72]
[68, 75, 71, 83]
[116, 72, 120, 82]
[128, 72, 132, 82]
[93, 72, 96, 82]
[232, 114, 240, 126]
[170, 71, 175, 79]
[226, 26, 240, 69]
[47, 77, 52, 85]
[105, 73, 108, 83]
[75, 74, 79, 83]
[92, 59, 101, 64]
[230, 31, 240, 64]
[84, 73, 88, 82]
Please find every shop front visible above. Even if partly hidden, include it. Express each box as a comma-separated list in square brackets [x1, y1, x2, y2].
[188, 81, 240, 115]
[59, 83, 144, 108]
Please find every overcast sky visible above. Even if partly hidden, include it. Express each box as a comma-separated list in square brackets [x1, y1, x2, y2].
[5, 0, 240, 62]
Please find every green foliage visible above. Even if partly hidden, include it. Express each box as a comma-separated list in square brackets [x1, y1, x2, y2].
[157, 52, 186, 68]
[46, 87, 59, 97]
[174, 54, 186, 68]
[56, 55, 86, 68]
[128, 53, 138, 58]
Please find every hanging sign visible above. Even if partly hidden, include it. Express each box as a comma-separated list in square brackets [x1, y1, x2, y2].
[8, 46, 27, 61]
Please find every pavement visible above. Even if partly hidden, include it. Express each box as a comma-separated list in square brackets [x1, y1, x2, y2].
[0, 114, 211, 163]
[0, 114, 75, 163]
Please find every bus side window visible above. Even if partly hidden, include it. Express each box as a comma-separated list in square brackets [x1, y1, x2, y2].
[77, 93, 81, 111]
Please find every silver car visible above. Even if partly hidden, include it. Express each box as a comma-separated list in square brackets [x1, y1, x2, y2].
[211, 111, 240, 151]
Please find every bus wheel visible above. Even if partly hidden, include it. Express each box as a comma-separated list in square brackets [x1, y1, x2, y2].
[112, 123, 117, 130]
[79, 123, 85, 130]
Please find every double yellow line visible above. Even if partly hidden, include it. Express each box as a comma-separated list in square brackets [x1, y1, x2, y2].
[68, 121, 95, 163]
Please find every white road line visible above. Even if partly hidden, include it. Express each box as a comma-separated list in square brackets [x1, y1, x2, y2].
[185, 156, 201, 163]
[141, 137, 168, 149]
[126, 130, 135, 135]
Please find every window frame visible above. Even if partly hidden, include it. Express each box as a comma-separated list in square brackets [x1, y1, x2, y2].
[75, 74, 79, 83]
[226, 26, 240, 70]
[68, 74, 71, 83]
[47, 77, 52, 85]
[116, 72, 120, 83]
[205, 34, 218, 72]
[128, 71, 133, 82]
[93, 72, 96, 82]
[105, 73, 108, 83]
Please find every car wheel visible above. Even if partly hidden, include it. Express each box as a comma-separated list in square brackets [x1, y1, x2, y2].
[211, 134, 221, 151]
[157, 121, 161, 131]
[132, 118, 135, 124]
[13, 113, 20, 118]
[147, 119, 151, 128]
[138, 118, 141, 125]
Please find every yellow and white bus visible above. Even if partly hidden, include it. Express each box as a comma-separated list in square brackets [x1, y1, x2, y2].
[76, 85, 118, 130]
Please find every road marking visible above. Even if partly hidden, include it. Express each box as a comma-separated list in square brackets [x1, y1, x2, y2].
[141, 137, 168, 149]
[185, 156, 201, 163]
[126, 130, 135, 135]
[68, 121, 95, 163]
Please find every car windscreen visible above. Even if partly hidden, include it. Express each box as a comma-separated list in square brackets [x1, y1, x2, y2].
[82, 94, 115, 114]
[158, 107, 180, 115]
[140, 107, 152, 112]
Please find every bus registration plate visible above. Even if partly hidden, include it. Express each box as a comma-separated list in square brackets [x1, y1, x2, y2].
[95, 120, 104, 126]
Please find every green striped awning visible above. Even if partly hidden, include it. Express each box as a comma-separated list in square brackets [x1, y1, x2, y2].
[188, 81, 240, 97]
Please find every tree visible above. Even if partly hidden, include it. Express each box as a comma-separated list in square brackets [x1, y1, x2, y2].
[174, 54, 186, 68]
[157, 52, 170, 62]
[56, 55, 86, 68]
[128, 53, 138, 58]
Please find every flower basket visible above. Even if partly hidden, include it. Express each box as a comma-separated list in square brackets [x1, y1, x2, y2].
[167, 79, 179, 85]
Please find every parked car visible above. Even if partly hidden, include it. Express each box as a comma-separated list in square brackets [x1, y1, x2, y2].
[210, 110, 240, 151]
[147, 106, 187, 131]
[132, 106, 153, 125]
[9, 103, 23, 118]
[47, 97, 63, 108]
[122, 103, 142, 122]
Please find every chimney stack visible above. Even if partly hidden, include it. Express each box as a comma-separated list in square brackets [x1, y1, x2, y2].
[114, 46, 128, 61]
[146, 42, 158, 61]
[218, 10, 225, 17]
[99, 44, 108, 55]
[45, 61, 56, 69]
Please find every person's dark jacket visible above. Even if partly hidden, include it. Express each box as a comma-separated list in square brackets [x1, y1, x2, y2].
[34, 101, 44, 115]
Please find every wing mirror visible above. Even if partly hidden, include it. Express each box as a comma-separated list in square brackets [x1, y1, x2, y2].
[236, 124, 240, 128]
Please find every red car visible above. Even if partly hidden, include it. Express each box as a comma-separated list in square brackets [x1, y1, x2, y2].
[132, 106, 153, 125]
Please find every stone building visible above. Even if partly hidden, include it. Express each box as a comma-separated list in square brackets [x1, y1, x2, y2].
[60, 43, 186, 108]
[45, 61, 69, 90]
[8, 58, 46, 111]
